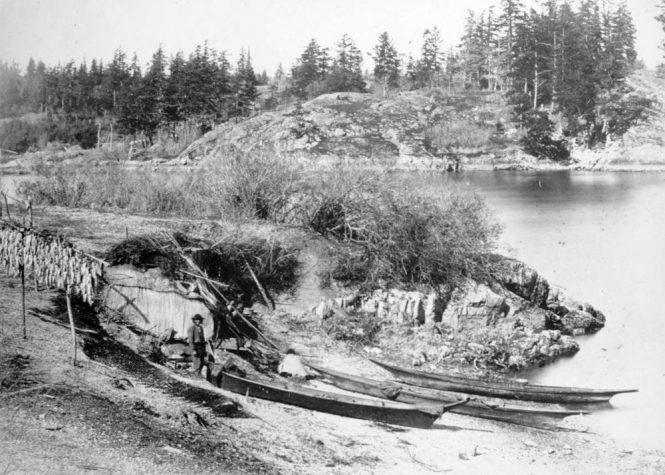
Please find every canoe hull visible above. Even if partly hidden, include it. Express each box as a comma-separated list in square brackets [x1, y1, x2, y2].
[305, 362, 587, 423]
[370, 359, 637, 404]
[218, 372, 442, 429]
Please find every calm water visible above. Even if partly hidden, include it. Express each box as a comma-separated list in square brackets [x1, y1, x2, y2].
[443, 170, 665, 450]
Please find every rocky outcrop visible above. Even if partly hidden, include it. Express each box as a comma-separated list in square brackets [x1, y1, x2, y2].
[176, 91, 511, 169]
[314, 255, 604, 370]
[439, 280, 509, 332]
[489, 255, 550, 307]
[546, 286, 606, 335]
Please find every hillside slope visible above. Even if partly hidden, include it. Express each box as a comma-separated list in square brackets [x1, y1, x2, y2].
[176, 70, 665, 172]
[177, 89, 518, 169]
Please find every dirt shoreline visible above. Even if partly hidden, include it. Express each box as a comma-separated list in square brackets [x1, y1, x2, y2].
[1, 206, 664, 474]
[2, 272, 664, 474]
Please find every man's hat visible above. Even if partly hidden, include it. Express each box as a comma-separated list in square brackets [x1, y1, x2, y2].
[192, 314, 203, 322]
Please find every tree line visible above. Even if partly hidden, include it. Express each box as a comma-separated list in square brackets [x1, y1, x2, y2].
[0, 0, 655, 155]
[0, 42, 259, 150]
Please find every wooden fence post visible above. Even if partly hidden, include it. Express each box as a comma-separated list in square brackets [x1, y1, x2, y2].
[21, 244, 26, 340]
[1, 192, 9, 220]
[66, 286, 78, 365]
[28, 197, 33, 228]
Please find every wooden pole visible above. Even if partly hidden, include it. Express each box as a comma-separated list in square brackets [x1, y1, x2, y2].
[21, 250, 26, 340]
[244, 259, 275, 310]
[65, 287, 77, 365]
[28, 198, 33, 228]
[1, 193, 9, 220]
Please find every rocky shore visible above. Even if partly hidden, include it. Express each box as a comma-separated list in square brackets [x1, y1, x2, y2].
[315, 255, 605, 372]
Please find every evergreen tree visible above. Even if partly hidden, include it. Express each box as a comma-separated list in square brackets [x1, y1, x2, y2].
[235, 48, 258, 116]
[657, 0, 665, 59]
[372, 32, 401, 91]
[139, 46, 167, 139]
[497, 0, 524, 86]
[0, 61, 23, 116]
[117, 54, 144, 136]
[291, 39, 329, 98]
[326, 34, 365, 92]
[163, 51, 188, 124]
[420, 27, 443, 87]
[101, 49, 130, 113]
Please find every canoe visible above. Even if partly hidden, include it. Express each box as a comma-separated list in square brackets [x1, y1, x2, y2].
[305, 362, 588, 424]
[217, 371, 443, 428]
[369, 358, 638, 404]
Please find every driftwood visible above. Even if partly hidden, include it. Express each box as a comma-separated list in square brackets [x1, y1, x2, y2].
[165, 234, 280, 351]
[244, 259, 275, 310]
[0, 384, 54, 399]
[28, 310, 98, 335]
[66, 287, 78, 365]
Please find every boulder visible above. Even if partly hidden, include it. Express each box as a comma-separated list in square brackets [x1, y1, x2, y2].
[361, 289, 431, 324]
[491, 256, 550, 307]
[560, 309, 604, 335]
[211, 350, 255, 378]
[546, 287, 606, 334]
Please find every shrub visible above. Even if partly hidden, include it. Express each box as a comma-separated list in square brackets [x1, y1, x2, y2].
[305, 170, 502, 288]
[200, 145, 303, 221]
[0, 119, 43, 153]
[520, 111, 570, 161]
[106, 232, 299, 301]
[23, 147, 501, 290]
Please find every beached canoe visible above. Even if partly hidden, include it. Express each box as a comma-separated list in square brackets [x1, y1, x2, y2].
[305, 362, 588, 424]
[369, 358, 638, 404]
[217, 371, 444, 428]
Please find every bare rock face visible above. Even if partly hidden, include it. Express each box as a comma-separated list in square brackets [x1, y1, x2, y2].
[361, 289, 432, 325]
[546, 288, 606, 335]
[313, 255, 605, 370]
[176, 91, 463, 169]
[440, 280, 510, 332]
[490, 256, 550, 307]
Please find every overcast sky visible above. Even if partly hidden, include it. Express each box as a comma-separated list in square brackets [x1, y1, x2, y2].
[0, 0, 662, 73]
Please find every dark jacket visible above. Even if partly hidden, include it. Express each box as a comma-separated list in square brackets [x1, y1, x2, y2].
[187, 324, 206, 347]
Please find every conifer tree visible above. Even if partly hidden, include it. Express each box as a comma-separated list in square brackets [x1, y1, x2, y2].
[372, 32, 401, 91]
[326, 34, 365, 92]
[420, 27, 443, 87]
[291, 39, 330, 98]
[235, 49, 258, 116]
[163, 52, 188, 124]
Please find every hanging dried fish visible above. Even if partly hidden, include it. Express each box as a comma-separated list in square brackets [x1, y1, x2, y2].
[0, 223, 104, 304]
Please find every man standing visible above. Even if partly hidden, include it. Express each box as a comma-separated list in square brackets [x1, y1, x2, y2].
[187, 314, 207, 374]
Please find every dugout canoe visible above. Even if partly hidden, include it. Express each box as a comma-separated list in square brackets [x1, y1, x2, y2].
[369, 358, 637, 404]
[305, 362, 588, 423]
[217, 371, 444, 428]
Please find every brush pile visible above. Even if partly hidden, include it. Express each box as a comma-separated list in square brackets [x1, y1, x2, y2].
[105, 232, 299, 304]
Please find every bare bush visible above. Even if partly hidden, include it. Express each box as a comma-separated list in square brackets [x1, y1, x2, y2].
[24, 146, 501, 289]
[200, 145, 303, 221]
